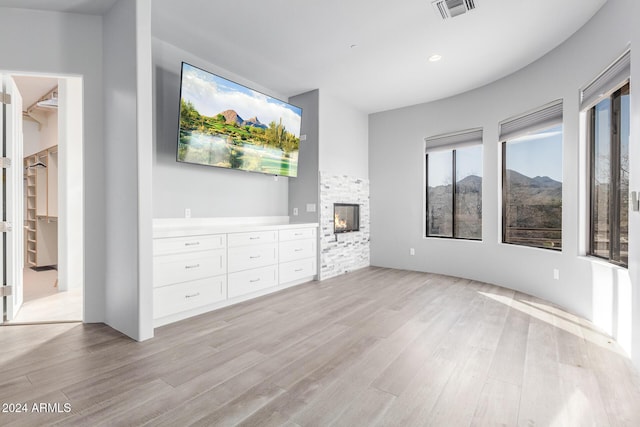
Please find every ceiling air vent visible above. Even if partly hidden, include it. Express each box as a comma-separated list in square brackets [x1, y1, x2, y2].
[432, 0, 477, 20]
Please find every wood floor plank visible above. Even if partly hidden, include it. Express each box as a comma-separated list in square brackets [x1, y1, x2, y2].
[427, 347, 494, 427]
[238, 319, 427, 426]
[374, 354, 457, 426]
[371, 310, 461, 396]
[334, 388, 396, 426]
[583, 334, 640, 426]
[2, 390, 71, 427]
[236, 409, 301, 427]
[486, 302, 531, 386]
[517, 318, 567, 426]
[1, 267, 639, 426]
[557, 363, 610, 426]
[53, 379, 173, 427]
[145, 322, 351, 425]
[60, 342, 215, 407]
[470, 379, 521, 427]
[190, 381, 287, 427]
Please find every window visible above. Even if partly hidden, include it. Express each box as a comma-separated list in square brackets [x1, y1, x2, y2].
[425, 129, 482, 240]
[501, 101, 563, 250]
[582, 51, 630, 267]
[588, 83, 630, 266]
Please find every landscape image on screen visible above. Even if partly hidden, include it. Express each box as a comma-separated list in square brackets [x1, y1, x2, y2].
[177, 63, 302, 177]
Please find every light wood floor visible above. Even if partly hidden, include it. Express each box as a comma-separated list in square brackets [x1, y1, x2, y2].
[1, 267, 639, 426]
[10, 268, 82, 323]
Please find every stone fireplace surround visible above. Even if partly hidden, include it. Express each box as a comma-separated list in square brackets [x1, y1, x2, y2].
[319, 171, 370, 280]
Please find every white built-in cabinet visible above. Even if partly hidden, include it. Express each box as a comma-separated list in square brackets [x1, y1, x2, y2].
[152, 219, 318, 327]
[24, 145, 58, 267]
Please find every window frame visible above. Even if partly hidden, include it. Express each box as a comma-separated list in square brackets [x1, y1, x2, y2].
[587, 81, 629, 267]
[499, 100, 564, 251]
[424, 130, 483, 241]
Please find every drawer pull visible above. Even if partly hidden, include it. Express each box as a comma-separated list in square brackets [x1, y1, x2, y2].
[185, 292, 200, 299]
[295, 268, 304, 272]
[249, 236, 261, 240]
[184, 264, 200, 269]
[250, 278, 261, 283]
[294, 232, 303, 236]
[294, 248, 304, 252]
[250, 255, 261, 259]
[184, 242, 200, 247]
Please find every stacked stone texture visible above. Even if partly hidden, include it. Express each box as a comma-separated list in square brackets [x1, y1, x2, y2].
[319, 171, 370, 280]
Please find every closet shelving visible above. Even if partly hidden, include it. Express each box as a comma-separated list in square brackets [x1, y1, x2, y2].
[24, 154, 38, 267]
[24, 145, 58, 267]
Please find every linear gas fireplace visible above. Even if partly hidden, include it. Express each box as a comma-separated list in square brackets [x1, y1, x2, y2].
[334, 203, 360, 233]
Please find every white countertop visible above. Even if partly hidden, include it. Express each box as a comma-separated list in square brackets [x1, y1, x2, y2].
[153, 217, 318, 239]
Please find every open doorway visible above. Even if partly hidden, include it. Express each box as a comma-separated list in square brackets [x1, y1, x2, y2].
[2, 73, 84, 324]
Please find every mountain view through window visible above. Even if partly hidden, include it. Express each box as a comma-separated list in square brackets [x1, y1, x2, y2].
[426, 145, 482, 240]
[503, 125, 563, 250]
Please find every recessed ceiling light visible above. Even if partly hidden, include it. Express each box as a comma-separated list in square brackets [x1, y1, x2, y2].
[429, 54, 442, 62]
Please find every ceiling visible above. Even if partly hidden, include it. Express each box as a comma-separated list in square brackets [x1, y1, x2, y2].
[152, 0, 607, 113]
[12, 75, 58, 112]
[0, 0, 117, 15]
[0, 0, 608, 113]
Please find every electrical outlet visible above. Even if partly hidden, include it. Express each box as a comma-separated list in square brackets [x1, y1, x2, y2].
[185, 208, 191, 218]
[293, 207, 299, 216]
[410, 248, 415, 256]
[553, 269, 559, 280]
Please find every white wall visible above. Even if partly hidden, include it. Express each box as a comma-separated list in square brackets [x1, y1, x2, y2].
[369, 0, 639, 365]
[103, 0, 148, 340]
[629, 0, 640, 370]
[58, 77, 84, 294]
[0, 7, 105, 322]
[152, 39, 289, 219]
[136, 0, 154, 342]
[319, 92, 369, 179]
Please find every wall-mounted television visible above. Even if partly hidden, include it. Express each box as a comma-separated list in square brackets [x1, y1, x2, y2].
[177, 62, 302, 177]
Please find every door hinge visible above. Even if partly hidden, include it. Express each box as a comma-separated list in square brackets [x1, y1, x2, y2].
[0, 158, 11, 168]
[0, 222, 12, 232]
[0, 286, 12, 297]
[0, 92, 11, 105]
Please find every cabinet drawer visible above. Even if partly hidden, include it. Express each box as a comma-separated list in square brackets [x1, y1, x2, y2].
[228, 265, 278, 299]
[228, 244, 277, 273]
[279, 227, 316, 242]
[228, 230, 277, 247]
[279, 239, 316, 263]
[154, 234, 225, 256]
[280, 257, 317, 284]
[154, 276, 226, 319]
[154, 249, 226, 288]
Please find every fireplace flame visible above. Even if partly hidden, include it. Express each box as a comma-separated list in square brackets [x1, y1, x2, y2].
[335, 213, 348, 230]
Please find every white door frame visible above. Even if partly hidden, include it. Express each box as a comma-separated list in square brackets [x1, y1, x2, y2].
[2, 74, 23, 321]
[1, 72, 84, 323]
[57, 77, 84, 302]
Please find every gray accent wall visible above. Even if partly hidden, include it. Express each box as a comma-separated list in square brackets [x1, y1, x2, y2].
[288, 90, 319, 224]
[369, 0, 640, 365]
[152, 39, 289, 219]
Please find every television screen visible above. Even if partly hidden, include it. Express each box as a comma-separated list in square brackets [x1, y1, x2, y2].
[177, 62, 302, 177]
